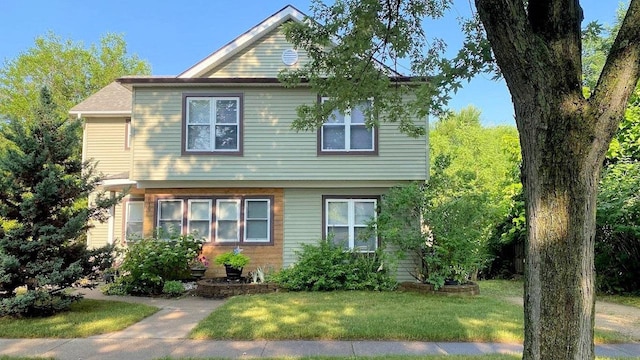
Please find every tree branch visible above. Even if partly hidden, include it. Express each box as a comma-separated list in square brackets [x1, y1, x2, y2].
[590, 0, 640, 145]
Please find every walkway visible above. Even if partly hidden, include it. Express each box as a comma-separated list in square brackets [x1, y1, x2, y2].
[0, 288, 639, 359]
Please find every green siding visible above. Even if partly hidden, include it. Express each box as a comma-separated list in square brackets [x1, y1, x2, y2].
[205, 24, 309, 78]
[131, 87, 428, 182]
[283, 187, 415, 282]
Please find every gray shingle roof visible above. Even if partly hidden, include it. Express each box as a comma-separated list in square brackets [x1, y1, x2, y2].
[69, 82, 131, 114]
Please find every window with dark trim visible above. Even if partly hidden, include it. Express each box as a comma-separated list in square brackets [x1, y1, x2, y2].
[323, 196, 378, 252]
[182, 93, 243, 155]
[154, 196, 273, 244]
[318, 97, 377, 155]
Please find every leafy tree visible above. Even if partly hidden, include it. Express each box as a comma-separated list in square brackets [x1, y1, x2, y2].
[281, 1, 640, 358]
[0, 32, 150, 122]
[581, 4, 640, 295]
[0, 88, 117, 317]
[595, 161, 640, 294]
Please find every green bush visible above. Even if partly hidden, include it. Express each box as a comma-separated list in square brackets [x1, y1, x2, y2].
[116, 234, 202, 295]
[272, 240, 396, 291]
[100, 282, 128, 296]
[162, 280, 185, 297]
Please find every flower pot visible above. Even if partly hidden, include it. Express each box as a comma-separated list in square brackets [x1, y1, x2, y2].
[190, 268, 207, 280]
[224, 264, 243, 281]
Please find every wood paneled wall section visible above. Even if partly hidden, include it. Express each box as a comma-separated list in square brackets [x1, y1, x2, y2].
[141, 188, 284, 277]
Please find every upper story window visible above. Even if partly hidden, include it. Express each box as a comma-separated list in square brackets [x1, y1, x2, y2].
[319, 98, 377, 155]
[183, 94, 243, 155]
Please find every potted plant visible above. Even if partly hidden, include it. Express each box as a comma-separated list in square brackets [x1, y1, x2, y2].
[189, 255, 209, 279]
[214, 248, 250, 280]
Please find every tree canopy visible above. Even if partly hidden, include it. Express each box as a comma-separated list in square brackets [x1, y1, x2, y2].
[0, 32, 150, 122]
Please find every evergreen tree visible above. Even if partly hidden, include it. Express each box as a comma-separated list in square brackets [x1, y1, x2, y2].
[0, 88, 116, 317]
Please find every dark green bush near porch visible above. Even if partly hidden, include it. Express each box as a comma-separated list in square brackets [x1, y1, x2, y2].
[272, 240, 396, 291]
[112, 234, 202, 295]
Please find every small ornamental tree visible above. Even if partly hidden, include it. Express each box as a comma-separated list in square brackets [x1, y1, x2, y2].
[0, 88, 117, 317]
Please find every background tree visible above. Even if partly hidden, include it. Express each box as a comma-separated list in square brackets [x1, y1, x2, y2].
[0, 32, 150, 123]
[378, 107, 520, 284]
[281, 1, 640, 358]
[582, 6, 640, 295]
[0, 88, 117, 317]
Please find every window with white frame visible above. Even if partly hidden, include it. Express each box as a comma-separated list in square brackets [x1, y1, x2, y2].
[244, 199, 270, 242]
[215, 199, 240, 243]
[125, 201, 144, 240]
[325, 198, 377, 252]
[188, 199, 212, 241]
[157, 200, 183, 237]
[321, 98, 375, 153]
[185, 95, 241, 153]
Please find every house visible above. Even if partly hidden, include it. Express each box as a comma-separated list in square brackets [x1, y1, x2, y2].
[69, 5, 428, 280]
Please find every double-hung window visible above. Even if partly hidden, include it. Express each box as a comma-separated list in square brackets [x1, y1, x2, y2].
[188, 199, 212, 241]
[184, 94, 242, 154]
[244, 199, 271, 243]
[320, 98, 376, 154]
[215, 199, 241, 243]
[325, 197, 378, 252]
[125, 200, 144, 240]
[157, 200, 184, 237]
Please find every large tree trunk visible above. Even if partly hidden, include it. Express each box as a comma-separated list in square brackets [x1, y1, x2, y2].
[518, 101, 599, 360]
[476, 0, 640, 359]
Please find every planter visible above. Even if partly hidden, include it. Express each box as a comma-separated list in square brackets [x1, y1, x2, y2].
[190, 268, 207, 280]
[224, 264, 243, 281]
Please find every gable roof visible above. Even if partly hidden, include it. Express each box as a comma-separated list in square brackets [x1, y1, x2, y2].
[69, 82, 132, 117]
[178, 5, 306, 79]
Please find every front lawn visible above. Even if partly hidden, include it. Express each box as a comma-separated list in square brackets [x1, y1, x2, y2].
[191, 288, 525, 342]
[0, 299, 158, 338]
[190, 281, 629, 343]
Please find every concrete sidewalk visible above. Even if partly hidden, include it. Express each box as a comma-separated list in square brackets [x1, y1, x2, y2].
[1, 338, 639, 359]
[0, 288, 639, 359]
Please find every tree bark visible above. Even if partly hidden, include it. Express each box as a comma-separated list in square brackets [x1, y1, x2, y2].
[475, 0, 640, 359]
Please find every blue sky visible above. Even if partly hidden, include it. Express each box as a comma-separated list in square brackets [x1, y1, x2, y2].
[0, 1, 625, 126]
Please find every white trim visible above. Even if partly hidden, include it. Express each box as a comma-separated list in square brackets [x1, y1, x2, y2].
[321, 98, 374, 151]
[325, 198, 377, 252]
[69, 110, 131, 117]
[157, 199, 184, 237]
[188, 199, 212, 242]
[215, 199, 241, 243]
[244, 199, 271, 243]
[185, 96, 240, 152]
[178, 5, 305, 78]
[125, 201, 144, 240]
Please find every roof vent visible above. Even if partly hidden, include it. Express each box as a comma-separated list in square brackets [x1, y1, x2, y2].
[282, 49, 299, 66]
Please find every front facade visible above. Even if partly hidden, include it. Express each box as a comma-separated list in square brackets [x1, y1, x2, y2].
[70, 5, 428, 280]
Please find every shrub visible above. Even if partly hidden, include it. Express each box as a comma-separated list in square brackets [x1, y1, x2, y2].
[101, 282, 128, 296]
[116, 234, 202, 295]
[272, 240, 396, 291]
[162, 280, 185, 297]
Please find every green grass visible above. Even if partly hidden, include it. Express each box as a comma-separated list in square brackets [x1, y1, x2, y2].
[598, 294, 640, 309]
[191, 289, 525, 342]
[190, 280, 630, 344]
[0, 299, 158, 338]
